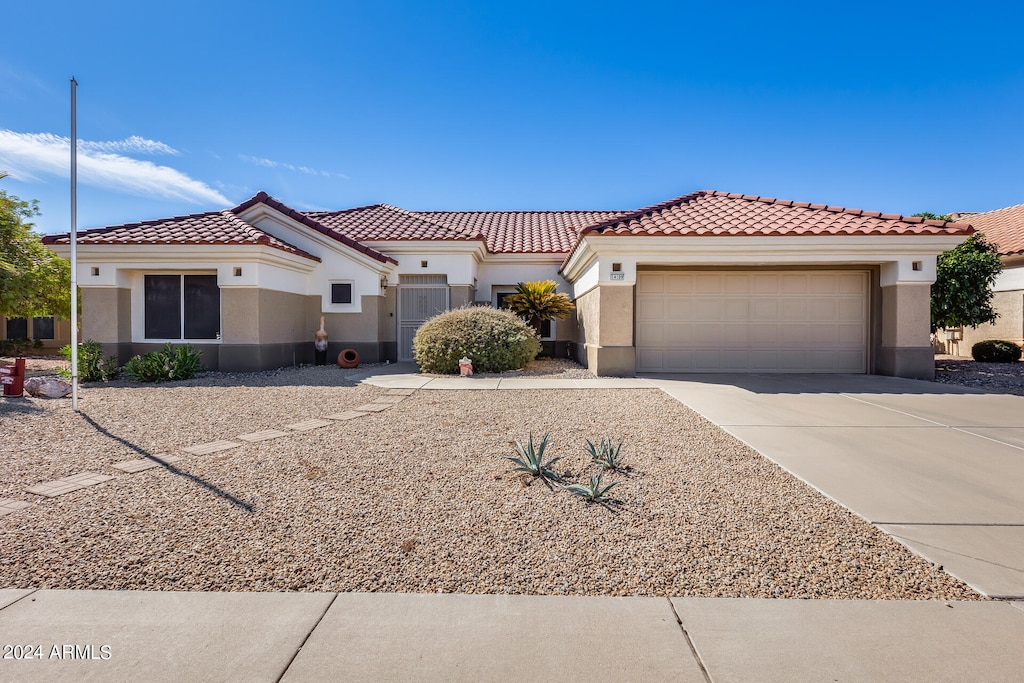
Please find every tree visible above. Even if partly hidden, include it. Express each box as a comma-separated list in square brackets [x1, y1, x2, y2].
[0, 188, 71, 319]
[503, 280, 575, 336]
[913, 211, 953, 222]
[930, 233, 1002, 332]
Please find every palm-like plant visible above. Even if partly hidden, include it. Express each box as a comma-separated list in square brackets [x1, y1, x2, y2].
[585, 436, 625, 471]
[504, 432, 564, 483]
[503, 280, 575, 336]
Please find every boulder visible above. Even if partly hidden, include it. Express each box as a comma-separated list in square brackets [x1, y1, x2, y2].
[24, 377, 73, 398]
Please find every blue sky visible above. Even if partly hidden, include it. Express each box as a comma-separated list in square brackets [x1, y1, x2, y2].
[2, 0, 1023, 234]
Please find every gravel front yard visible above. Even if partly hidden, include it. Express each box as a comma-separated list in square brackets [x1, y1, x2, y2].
[0, 364, 978, 599]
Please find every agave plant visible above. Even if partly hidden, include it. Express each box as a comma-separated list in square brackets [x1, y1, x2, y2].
[505, 432, 564, 483]
[585, 436, 625, 471]
[564, 470, 620, 503]
[503, 280, 576, 336]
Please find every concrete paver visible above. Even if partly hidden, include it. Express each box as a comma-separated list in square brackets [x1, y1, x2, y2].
[323, 410, 368, 421]
[877, 523, 1024, 598]
[182, 439, 240, 455]
[237, 429, 291, 442]
[26, 472, 113, 498]
[0, 590, 334, 683]
[110, 455, 181, 473]
[0, 499, 32, 515]
[282, 593, 704, 682]
[284, 419, 334, 432]
[673, 598, 1024, 683]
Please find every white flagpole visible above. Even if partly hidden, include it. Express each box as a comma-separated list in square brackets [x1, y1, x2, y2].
[70, 77, 79, 412]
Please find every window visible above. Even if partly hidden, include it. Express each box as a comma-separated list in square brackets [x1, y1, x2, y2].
[32, 316, 54, 340]
[331, 283, 353, 304]
[5, 317, 27, 340]
[144, 274, 220, 340]
[496, 292, 552, 339]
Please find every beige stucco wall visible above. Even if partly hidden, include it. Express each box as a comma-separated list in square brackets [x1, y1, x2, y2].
[954, 289, 1024, 353]
[450, 285, 474, 310]
[573, 284, 636, 376]
[377, 287, 397, 343]
[81, 288, 131, 344]
[877, 282, 934, 379]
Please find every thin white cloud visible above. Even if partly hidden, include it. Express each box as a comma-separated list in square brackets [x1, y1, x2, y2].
[80, 135, 180, 156]
[239, 154, 349, 180]
[0, 130, 227, 205]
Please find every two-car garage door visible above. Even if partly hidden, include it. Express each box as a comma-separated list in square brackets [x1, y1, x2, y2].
[635, 270, 868, 373]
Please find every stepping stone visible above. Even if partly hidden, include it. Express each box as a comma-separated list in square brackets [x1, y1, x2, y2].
[386, 389, 416, 396]
[285, 418, 334, 432]
[27, 472, 113, 498]
[354, 403, 392, 412]
[237, 429, 291, 442]
[324, 411, 368, 421]
[373, 395, 407, 404]
[111, 454, 181, 473]
[182, 440, 241, 456]
[0, 499, 32, 516]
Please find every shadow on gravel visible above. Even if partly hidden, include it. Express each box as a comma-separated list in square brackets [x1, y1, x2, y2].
[0, 397, 43, 415]
[81, 413, 254, 512]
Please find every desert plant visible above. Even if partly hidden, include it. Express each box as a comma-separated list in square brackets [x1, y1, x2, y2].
[502, 279, 575, 336]
[413, 306, 540, 374]
[59, 340, 119, 382]
[564, 470, 620, 503]
[0, 338, 31, 356]
[124, 343, 204, 382]
[585, 436, 625, 471]
[504, 432, 564, 483]
[971, 339, 1022, 363]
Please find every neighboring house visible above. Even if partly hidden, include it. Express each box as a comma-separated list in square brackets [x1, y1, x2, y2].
[42, 190, 972, 379]
[944, 204, 1024, 353]
[0, 315, 72, 354]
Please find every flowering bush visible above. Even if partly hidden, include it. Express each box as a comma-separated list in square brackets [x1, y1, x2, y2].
[413, 306, 540, 374]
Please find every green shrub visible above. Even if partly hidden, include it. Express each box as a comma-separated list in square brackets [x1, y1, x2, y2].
[58, 340, 119, 382]
[124, 343, 204, 382]
[413, 306, 540, 374]
[0, 338, 32, 356]
[971, 340, 1022, 363]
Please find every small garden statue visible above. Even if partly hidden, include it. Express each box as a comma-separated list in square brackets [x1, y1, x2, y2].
[314, 316, 328, 365]
[459, 357, 473, 376]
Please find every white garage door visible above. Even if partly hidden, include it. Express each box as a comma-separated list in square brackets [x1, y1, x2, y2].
[636, 271, 868, 373]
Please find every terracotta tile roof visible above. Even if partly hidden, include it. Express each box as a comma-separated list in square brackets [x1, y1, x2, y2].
[415, 210, 628, 254]
[306, 204, 483, 243]
[236, 192, 395, 264]
[41, 209, 322, 262]
[578, 191, 976, 239]
[949, 204, 1024, 256]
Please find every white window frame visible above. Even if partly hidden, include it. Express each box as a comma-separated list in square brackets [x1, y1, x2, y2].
[136, 272, 222, 343]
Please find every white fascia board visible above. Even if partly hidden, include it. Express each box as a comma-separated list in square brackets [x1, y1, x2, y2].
[363, 240, 487, 260]
[362, 241, 486, 286]
[241, 206, 393, 274]
[482, 252, 567, 266]
[51, 244, 318, 289]
[559, 241, 597, 283]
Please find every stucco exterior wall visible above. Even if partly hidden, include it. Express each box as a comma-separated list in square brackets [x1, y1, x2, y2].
[572, 284, 636, 376]
[877, 282, 934, 379]
[953, 289, 1024, 353]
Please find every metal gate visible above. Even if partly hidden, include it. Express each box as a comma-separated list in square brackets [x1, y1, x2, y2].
[398, 275, 450, 361]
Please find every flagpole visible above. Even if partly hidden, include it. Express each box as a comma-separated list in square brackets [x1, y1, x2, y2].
[70, 77, 79, 412]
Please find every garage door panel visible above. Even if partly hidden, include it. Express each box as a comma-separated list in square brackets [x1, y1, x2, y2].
[636, 270, 868, 373]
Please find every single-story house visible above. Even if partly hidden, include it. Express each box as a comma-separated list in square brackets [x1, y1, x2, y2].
[42, 190, 973, 379]
[944, 203, 1024, 353]
[0, 315, 72, 353]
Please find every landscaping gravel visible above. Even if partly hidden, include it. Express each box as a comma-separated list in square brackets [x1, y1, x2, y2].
[0, 364, 978, 599]
[934, 354, 1024, 396]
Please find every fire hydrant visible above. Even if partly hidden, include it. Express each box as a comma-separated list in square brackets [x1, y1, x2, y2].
[459, 357, 473, 376]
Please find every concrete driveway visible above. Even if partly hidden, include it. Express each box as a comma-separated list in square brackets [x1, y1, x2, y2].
[645, 374, 1024, 599]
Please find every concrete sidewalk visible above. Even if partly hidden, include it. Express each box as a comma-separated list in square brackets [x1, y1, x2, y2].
[2, 590, 1023, 682]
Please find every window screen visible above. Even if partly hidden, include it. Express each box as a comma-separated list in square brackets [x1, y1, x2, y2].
[145, 275, 182, 339]
[32, 316, 55, 340]
[5, 317, 27, 340]
[183, 275, 220, 339]
[331, 283, 352, 304]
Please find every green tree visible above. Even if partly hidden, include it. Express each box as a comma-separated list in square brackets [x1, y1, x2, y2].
[913, 211, 953, 222]
[503, 279, 575, 336]
[0, 188, 71, 319]
[930, 233, 1002, 332]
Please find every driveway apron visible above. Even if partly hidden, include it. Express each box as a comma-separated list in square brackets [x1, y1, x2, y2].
[645, 373, 1024, 599]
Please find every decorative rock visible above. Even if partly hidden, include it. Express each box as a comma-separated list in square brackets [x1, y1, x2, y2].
[24, 377, 72, 398]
